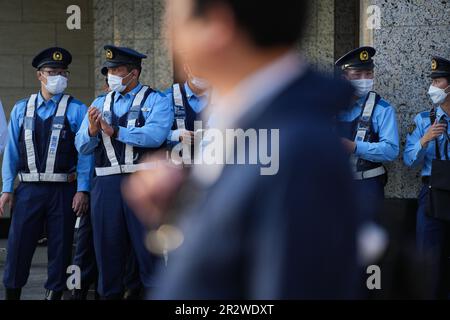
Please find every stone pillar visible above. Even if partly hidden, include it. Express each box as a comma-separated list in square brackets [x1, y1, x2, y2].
[300, 0, 359, 74]
[93, 0, 173, 96]
[370, 0, 450, 198]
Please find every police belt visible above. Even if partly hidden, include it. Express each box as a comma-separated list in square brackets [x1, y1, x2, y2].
[353, 166, 386, 180]
[18, 172, 77, 183]
[95, 163, 157, 177]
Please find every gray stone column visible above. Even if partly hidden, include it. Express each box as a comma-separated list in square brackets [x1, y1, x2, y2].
[300, 0, 359, 73]
[370, 0, 450, 198]
[93, 0, 173, 96]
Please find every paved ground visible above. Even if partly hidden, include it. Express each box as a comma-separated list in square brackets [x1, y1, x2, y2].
[0, 239, 48, 300]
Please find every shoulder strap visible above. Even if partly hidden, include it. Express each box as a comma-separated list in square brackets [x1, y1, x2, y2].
[125, 86, 152, 165]
[45, 95, 71, 174]
[24, 94, 38, 173]
[430, 107, 444, 161]
[173, 83, 187, 131]
[353, 91, 381, 143]
[101, 91, 120, 168]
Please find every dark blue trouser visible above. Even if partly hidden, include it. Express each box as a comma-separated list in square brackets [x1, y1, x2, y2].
[72, 212, 98, 291]
[3, 182, 77, 291]
[91, 175, 161, 297]
[416, 184, 450, 299]
[354, 176, 385, 223]
[72, 212, 142, 293]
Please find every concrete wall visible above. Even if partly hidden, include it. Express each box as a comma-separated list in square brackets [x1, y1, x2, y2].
[93, 0, 173, 96]
[0, 0, 95, 115]
[369, 0, 450, 198]
[0, 0, 95, 217]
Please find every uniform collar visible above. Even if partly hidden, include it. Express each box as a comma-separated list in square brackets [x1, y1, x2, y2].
[184, 82, 196, 100]
[436, 106, 449, 121]
[184, 82, 208, 100]
[114, 82, 143, 102]
[354, 95, 367, 108]
[37, 91, 64, 108]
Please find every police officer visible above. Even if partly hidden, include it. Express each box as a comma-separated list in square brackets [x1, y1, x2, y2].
[335, 46, 400, 222]
[70, 66, 143, 300]
[165, 63, 211, 163]
[0, 47, 92, 300]
[404, 56, 450, 299]
[75, 45, 173, 299]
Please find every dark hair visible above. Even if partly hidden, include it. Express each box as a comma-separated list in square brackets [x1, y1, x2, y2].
[192, 0, 309, 48]
[125, 64, 142, 78]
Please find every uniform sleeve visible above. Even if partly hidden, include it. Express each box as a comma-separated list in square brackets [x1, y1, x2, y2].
[404, 114, 427, 168]
[354, 104, 400, 162]
[2, 103, 22, 193]
[75, 98, 102, 155]
[0, 100, 9, 154]
[72, 103, 94, 192]
[117, 93, 174, 148]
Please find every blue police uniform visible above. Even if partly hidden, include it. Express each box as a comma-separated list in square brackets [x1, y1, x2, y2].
[335, 47, 399, 222]
[75, 45, 173, 298]
[70, 94, 143, 300]
[404, 56, 450, 299]
[2, 47, 93, 300]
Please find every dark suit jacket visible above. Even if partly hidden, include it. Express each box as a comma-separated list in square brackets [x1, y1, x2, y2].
[154, 68, 360, 299]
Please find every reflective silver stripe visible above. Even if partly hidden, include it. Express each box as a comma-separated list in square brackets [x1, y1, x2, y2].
[173, 84, 184, 109]
[95, 162, 157, 176]
[24, 94, 38, 173]
[45, 95, 70, 174]
[173, 84, 186, 130]
[173, 84, 192, 163]
[18, 173, 71, 182]
[353, 166, 386, 181]
[351, 92, 378, 171]
[125, 86, 149, 165]
[101, 91, 120, 167]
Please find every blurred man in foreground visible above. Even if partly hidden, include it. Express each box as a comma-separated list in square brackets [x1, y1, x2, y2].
[125, 0, 360, 299]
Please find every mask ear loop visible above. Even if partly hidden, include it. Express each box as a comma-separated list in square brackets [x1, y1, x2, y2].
[122, 71, 135, 88]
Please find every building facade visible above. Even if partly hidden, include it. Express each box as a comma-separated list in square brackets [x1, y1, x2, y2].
[0, 0, 449, 224]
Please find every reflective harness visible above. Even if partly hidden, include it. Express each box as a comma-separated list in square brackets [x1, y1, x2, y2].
[351, 91, 386, 180]
[95, 86, 155, 176]
[19, 94, 75, 183]
[172, 83, 192, 163]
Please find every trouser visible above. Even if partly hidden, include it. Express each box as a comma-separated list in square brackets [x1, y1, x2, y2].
[72, 212, 142, 296]
[3, 182, 77, 292]
[72, 212, 98, 292]
[90, 175, 162, 298]
[416, 184, 450, 299]
[354, 175, 385, 223]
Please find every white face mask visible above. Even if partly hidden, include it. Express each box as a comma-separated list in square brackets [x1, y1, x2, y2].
[191, 77, 210, 91]
[428, 85, 450, 105]
[108, 72, 133, 93]
[350, 79, 374, 98]
[43, 75, 68, 95]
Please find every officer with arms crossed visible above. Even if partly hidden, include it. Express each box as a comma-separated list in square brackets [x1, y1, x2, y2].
[335, 46, 399, 222]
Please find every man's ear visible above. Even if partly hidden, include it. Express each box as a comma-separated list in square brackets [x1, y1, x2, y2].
[37, 70, 43, 82]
